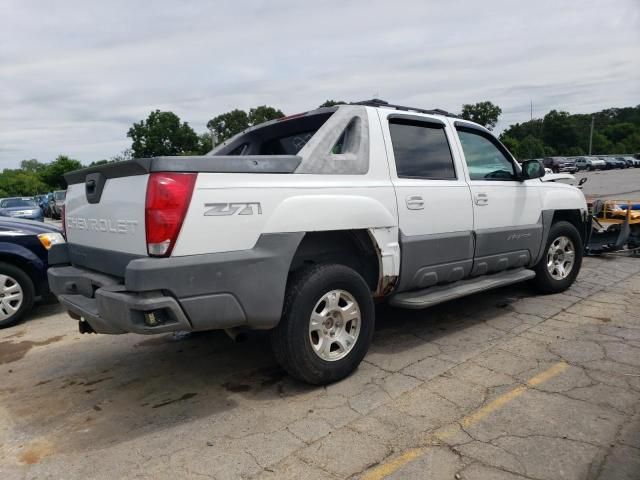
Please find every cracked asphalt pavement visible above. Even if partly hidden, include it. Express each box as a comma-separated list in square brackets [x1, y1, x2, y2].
[1, 254, 639, 479]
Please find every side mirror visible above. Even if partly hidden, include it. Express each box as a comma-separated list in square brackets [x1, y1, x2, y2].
[521, 160, 545, 180]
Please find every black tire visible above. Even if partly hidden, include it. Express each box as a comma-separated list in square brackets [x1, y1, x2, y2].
[271, 264, 375, 385]
[0, 261, 35, 329]
[530, 221, 583, 294]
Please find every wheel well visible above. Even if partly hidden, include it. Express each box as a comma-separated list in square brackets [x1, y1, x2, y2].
[552, 209, 587, 245]
[289, 230, 380, 291]
[0, 254, 40, 294]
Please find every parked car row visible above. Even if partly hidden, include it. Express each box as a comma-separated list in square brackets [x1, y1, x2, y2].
[0, 190, 66, 222]
[526, 155, 640, 174]
[574, 155, 639, 171]
[40, 190, 67, 219]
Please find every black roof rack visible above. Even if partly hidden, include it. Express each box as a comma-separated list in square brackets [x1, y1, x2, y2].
[350, 99, 459, 118]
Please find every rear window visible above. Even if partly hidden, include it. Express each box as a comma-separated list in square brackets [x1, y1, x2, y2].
[1, 198, 37, 208]
[213, 111, 334, 156]
[389, 119, 456, 179]
[260, 131, 317, 155]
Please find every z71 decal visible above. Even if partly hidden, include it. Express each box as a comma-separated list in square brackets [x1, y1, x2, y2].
[204, 202, 262, 216]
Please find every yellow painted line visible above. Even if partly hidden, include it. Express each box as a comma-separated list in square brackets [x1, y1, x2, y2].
[362, 448, 422, 480]
[526, 361, 568, 386]
[361, 362, 568, 480]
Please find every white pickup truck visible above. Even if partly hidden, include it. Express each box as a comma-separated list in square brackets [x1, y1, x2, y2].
[49, 100, 589, 384]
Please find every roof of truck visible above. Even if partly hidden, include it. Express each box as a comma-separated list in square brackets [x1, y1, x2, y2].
[350, 99, 459, 118]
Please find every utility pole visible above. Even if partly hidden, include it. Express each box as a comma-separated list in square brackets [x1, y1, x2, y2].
[530, 100, 533, 121]
[588, 116, 594, 155]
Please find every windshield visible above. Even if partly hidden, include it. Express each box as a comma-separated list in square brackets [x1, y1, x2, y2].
[54, 191, 66, 201]
[1, 198, 37, 208]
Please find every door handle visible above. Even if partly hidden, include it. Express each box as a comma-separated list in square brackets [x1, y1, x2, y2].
[406, 195, 425, 210]
[475, 193, 489, 206]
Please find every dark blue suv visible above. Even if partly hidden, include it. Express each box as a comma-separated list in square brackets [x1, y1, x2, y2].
[0, 217, 64, 328]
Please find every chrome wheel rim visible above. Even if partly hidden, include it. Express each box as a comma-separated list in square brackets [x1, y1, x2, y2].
[308, 289, 361, 362]
[0, 274, 24, 321]
[546, 236, 575, 280]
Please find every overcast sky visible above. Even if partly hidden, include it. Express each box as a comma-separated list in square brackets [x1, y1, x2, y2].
[1, 0, 639, 168]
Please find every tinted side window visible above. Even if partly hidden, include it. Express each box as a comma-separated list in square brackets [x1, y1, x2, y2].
[457, 129, 516, 181]
[389, 120, 456, 179]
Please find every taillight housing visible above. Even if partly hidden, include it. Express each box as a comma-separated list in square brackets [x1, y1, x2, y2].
[145, 172, 196, 257]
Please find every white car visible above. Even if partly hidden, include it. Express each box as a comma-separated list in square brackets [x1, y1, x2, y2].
[49, 100, 588, 384]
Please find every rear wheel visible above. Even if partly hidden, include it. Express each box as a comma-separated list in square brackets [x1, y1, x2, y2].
[0, 262, 35, 329]
[271, 264, 374, 385]
[531, 221, 583, 294]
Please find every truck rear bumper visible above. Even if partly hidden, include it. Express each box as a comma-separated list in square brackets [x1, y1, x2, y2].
[48, 233, 304, 334]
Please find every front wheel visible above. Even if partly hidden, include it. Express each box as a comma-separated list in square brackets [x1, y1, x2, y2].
[530, 221, 583, 294]
[0, 262, 35, 329]
[271, 264, 375, 385]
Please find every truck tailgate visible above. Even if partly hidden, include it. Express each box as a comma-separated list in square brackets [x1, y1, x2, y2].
[65, 175, 148, 256]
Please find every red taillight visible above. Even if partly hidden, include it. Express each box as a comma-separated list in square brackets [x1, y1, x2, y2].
[145, 172, 196, 257]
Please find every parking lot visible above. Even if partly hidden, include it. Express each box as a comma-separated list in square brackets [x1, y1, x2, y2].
[2, 169, 640, 480]
[576, 167, 640, 200]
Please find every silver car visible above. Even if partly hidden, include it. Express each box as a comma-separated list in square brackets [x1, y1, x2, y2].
[575, 156, 606, 171]
[0, 197, 44, 221]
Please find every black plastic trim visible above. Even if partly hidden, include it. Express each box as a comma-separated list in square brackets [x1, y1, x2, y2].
[387, 114, 445, 126]
[64, 155, 302, 185]
[48, 233, 305, 332]
[66, 243, 144, 277]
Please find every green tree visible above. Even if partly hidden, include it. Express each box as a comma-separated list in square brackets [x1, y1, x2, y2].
[197, 132, 213, 154]
[110, 148, 133, 163]
[518, 135, 546, 159]
[41, 155, 83, 189]
[88, 159, 111, 167]
[206, 105, 285, 145]
[206, 109, 250, 144]
[540, 110, 580, 155]
[128, 110, 200, 158]
[20, 158, 47, 173]
[460, 101, 502, 130]
[500, 136, 520, 157]
[603, 123, 637, 144]
[500, 119, 544, 142]
[0, 169, 47, 196]
[617, 131, 640, 153]
[591, 132, 612, 155]
[319, 100, 346, 108]
[248, 105, 284, 125]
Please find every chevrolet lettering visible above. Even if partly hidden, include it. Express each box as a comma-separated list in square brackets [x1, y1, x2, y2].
[66, 216, 138, 234]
